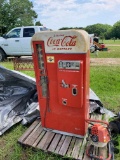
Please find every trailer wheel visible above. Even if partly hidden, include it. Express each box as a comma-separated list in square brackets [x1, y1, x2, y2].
[0, 49, 6, 62]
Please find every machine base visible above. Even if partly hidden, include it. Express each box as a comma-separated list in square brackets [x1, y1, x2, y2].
[18, 113, 110, 160]
[43, 127, 84, 138]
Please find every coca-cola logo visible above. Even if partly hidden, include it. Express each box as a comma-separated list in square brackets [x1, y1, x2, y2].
[47, 35, 77, 47]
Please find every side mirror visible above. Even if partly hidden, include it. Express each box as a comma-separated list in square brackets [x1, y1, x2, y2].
[2, 34, 8, 39]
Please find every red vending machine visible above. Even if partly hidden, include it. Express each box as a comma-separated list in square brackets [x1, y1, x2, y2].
[32, 30, 90, 137]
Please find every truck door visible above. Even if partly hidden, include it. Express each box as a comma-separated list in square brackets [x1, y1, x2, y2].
[2, 28, 23, 55]
[20, 27, 35, 55]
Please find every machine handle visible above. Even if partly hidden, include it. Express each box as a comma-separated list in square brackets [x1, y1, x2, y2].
[61, 80, 69, 88]
[85, 119, 109, 127]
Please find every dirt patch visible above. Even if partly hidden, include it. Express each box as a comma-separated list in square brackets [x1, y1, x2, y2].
[106, 44, 120, 46]
[90, 58, 120, 66]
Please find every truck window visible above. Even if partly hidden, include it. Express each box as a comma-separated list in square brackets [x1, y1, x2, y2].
[23, 28, 35, 37]
[40, 27, 48, 31]
[7, 28, 21, 38]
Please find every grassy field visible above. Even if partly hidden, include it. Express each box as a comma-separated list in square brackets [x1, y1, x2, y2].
[90, 66, 120, 112]
[0, 42, 120, 159]
[91, 46, 120, 58]
[99, 39, 120, 44]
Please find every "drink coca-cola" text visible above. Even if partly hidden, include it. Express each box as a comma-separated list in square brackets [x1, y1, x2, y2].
[47, 35, 77, 47]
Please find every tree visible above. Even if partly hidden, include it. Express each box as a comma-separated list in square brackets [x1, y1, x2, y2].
[35, 21, 43, 26]
[99, 33, 105, 42]
[0, 0, 7, 35]
[0, 0, 38, 34]
[104, 28, 113, 40]
[111, 21, 120, 39]
[85, 23, 112, 39]
[59, 27, 84, 30]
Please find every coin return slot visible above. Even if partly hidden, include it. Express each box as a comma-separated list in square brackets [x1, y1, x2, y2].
[72, 88, 77, 96]
[62, 100, 67, 105]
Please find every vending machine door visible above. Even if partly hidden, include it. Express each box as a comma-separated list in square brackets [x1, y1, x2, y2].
[58, 60, 83, 108]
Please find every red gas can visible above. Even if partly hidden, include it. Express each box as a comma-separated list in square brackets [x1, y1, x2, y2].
[32, 30, 90, 137]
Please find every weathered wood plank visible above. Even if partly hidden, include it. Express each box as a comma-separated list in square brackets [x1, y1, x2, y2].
[66, 137, 76, 157]
[42, 132, 55, 150]
[82, 144, 91, 160]
[78, 132, 88, 159]
[33, 130, 46, 147]
[18, 119, 39, 143]
[99, 146, 107, 159]
[48, 134, 62, 152]
[59, 136, 72, 156]
[37, 131, 55, 150]
[54, 135, 66, 154]
[93, 146, 98, 160]
[24, 123, 43, 146]
[71, 138, 83, 159]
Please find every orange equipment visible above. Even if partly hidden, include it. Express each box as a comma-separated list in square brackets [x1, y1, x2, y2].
[86, 119, 113, 160]
[93, 41, 106, 51]
[32, 30, 90, 136]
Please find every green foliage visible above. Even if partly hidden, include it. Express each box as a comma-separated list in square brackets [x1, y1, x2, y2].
[84, 21, 120, 39]
[35, 21, 43, 26]
[112, 20, 120, 39]
[0, 0, 38, 34]
[104, 28, 113, 40]
[59, 21, 120, 40]
[85, 23, 112, 38]
[59, 27, 84, 30]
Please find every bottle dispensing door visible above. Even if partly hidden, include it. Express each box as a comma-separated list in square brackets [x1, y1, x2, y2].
[58, 60, 83, 108]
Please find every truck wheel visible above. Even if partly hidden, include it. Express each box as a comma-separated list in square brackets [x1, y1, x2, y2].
[0, 49, 6, 62]
[17, 56, 21, 58]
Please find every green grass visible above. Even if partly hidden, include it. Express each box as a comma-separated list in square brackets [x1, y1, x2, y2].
[91, 46, 120, 58]
[0, 61, 14, 70]
[90, 66, 120, 112]
[0, 124, 62, 160]
[99, 39, 120, 44]
[0, 61, 35, 77]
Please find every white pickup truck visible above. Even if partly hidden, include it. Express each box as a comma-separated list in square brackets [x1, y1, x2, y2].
[0, 26, 49, 61]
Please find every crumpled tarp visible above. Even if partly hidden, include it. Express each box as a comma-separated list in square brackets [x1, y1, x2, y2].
[0, 66, 115, 135]
[0, 66, 39, 135]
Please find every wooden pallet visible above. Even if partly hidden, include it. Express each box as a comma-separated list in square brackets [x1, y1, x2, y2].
[18, 114, 110, 160]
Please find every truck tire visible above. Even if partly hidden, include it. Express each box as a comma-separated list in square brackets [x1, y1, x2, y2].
[0, 49, 6, 62]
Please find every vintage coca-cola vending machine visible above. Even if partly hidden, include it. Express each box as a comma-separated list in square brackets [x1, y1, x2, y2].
[32, 30, 90, 137]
